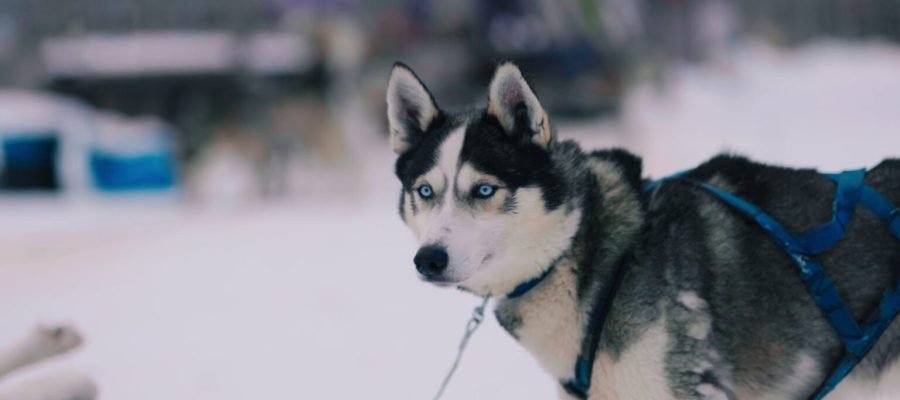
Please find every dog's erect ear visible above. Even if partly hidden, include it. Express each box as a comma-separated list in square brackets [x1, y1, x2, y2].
[386, 63, 441, 155]
[487, 62, 552, 149]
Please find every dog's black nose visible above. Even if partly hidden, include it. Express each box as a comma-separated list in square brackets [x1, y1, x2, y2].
[414, 245, 449, 278]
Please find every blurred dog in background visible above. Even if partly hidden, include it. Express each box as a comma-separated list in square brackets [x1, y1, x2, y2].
[0, 323, 97, 400]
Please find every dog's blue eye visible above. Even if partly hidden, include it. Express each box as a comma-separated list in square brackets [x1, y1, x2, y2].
[475, 184, 496, 199]
[418, 184, 434, 199]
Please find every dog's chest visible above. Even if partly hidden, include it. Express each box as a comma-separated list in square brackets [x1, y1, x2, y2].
[495, 290, 675, 400]
[494, 274, 584, 379]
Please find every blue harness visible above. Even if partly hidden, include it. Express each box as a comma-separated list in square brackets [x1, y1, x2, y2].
[557, 168, 900, 399]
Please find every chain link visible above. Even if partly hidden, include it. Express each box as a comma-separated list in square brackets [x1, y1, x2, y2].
[432, 296, 490, 400]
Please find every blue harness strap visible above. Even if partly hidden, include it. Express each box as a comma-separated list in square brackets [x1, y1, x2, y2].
[688, 170, 900, 400]
[858, 184, 900, 240]
[806, 172, 900, 399]
[695, 181, 868, 350]
[558, 169, 900, 399]
[794, 170, 865, 254]
[633, 168, 900, 400]
[506, 265, 555, 299]
[559, 251, 632, 399]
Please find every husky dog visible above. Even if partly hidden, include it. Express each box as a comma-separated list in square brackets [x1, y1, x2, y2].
[387, 62, 900, 399]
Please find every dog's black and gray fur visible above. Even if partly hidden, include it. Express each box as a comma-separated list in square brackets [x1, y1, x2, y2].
[388, 61, 900, 399]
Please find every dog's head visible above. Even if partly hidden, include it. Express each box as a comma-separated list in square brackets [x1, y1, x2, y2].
[388, 62, 582, 296]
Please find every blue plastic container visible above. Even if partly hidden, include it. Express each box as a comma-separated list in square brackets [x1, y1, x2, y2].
[89, 150, 176, 191]
[1, 134, 60, 190]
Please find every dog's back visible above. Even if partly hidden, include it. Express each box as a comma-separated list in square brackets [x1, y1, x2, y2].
[646, 156, 900, 397]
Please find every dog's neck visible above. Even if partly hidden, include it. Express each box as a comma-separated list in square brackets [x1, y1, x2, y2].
[493, 155, 645, 379]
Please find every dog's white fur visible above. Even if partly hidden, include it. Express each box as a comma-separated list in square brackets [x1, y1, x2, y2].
[403, 124, 581, 296]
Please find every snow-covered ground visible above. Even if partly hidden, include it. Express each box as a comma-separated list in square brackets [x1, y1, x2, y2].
[2, 41, 900, 399]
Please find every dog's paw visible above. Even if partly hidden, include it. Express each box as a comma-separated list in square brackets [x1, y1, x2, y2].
[30, 323, 84, 357]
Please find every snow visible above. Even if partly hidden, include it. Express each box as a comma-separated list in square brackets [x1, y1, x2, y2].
[2, 41, 900, 399]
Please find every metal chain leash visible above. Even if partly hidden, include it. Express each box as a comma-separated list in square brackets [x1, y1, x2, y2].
[432, 296, 490, 400]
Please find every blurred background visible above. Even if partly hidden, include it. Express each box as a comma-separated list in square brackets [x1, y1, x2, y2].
[0, 0, 898, 398]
